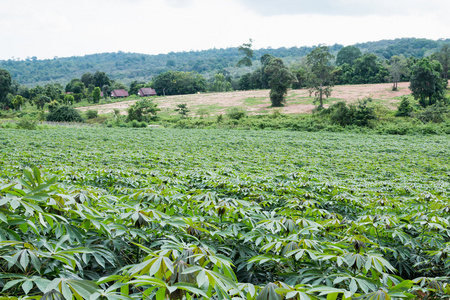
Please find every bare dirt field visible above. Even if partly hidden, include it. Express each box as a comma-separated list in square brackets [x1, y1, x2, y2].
[77, 82, 412, 116]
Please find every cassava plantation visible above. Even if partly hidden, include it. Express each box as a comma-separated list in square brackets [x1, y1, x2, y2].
[1, 127, 450, 299]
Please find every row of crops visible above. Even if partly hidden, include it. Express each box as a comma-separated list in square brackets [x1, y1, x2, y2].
[1, 128, 450, 299]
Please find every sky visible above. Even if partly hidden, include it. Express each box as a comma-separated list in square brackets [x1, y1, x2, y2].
[1, 0, 449, 60]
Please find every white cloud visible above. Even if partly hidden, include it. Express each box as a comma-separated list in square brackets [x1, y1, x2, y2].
[0, 0, 448, 60]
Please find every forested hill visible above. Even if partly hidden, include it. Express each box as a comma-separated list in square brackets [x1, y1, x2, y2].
[1, 37, 449, 87]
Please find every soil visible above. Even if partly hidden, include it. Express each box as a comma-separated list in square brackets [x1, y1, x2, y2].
[77, 82, 412, 116]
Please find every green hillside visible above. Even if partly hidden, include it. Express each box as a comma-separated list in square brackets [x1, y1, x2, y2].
[1, 38, 449, 87]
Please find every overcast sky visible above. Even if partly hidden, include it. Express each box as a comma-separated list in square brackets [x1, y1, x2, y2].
[1, 0, 449, 60]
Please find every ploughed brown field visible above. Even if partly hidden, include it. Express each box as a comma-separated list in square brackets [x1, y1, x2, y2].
[77, 82, 412, 116]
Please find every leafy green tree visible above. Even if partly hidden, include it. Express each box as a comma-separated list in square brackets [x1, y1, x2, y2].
[410, 58, 447, 107]
[336, 45, 362, 66]
[306, 46, 334, 109]
[175, 103, 189, 118]
[0, 68, 12, 109]
[153, 71, 206, 95]
[65, 79, 84, 94]
[28, 85, 44, 100]
[93, 71, 111, 88]
[353, 53, 383, 84]
[92, 87, 101, 104]
[127, 98, 160, 122]
[64, 94, 75, 105]
[436, 44, 450, 79]
[238, 73, 252, 90]
[211, 73, 232, 92]
[291, 67, 307, 89]
[47, 99, 59, 112]
[81, 72, 94, 87]
[12, 95, 25, 110]
[129, 81, 144, 95]
[264, 58, 297, 107]
[35, 95, 51, 110]
[236, 39, 253, 67]
[46, 105, 84, 122]
[44, 83, 64, 100]
[387, 55, 409, 90]
[102, 85, 110, 99]
[333, 63, 354, 85]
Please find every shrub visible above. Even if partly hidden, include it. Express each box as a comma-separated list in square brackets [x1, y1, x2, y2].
[46, 105, 84, 122]
[418, 103, 448, 123]
[48, 100, 59, 112]
[395, 96, 414, 117]
[328, 101, 356, 127]
[226, 107, 247, 120]
[16, 118, 37, 130]
[129, 120, 147, 128]
[127, 99, 160, 122]
[86, 110, 98, 119]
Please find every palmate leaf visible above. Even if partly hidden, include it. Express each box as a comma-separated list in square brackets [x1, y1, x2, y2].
[333, 273, 377, 294]
[182, 265, 238, 295]
[45, 278, 100, 300]
[1, 275, 50, 295]
[127, 254, 174, 278]
[256, 282, 282, 300]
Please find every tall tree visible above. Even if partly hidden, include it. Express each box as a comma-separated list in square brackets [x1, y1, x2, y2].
[436, 44, 450, 80]
[336, 46, 362, 66]
[264, 58, 297, 107]
[0, 69, 12, 109]
[12, 95, 25, 111]
[409, 58, 447, 107]
[129, 81, 144, 95]
[102, 85, 110, 100]
[306, 46, 334, 109]
[386, 55, 409, 91]
[92, 87, 101, 104]
[93, 71, 111, 88]
[81, 72, 94, 88]
[236, 39, 254, 68]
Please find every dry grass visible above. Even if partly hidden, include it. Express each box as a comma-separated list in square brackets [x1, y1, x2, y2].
[77, 82, 412, 116]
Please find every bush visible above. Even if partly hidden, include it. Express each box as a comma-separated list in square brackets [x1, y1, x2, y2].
[47, 100, 59, 112]
[16, 118, 37, 130]
[46, 105, 84, 122]
[327, 101, 356, 127]
[86, 110, 98, 119]
[129, 120, 147, 128]
[417, 103, 448, 123]
[127, 99, 160, 122]
[226, 107, 247, 120]
[395, 96, 414, 117]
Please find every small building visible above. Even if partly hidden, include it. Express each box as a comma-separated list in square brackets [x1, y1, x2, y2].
[138, 87, 157, 97]
[111, 89, 129, 98]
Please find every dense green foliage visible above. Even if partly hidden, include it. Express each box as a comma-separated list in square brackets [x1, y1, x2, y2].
[152, 71, 206, 96]
[126, 98, 160, 122]
[1, 128, 450, 299]
[0, 68, 12, 109]
[306, 46, 334, 109]
[409, 58, 448, 107]
[1, 38, 449, 87]
[46, 105, 84, 122]
[265, 58, 297, 107]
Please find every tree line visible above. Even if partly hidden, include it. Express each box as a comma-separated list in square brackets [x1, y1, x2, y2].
[1, 38, 449, 87]
[0, 42, 448, 115]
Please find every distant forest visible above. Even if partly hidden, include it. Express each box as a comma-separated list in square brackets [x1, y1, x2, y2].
[1, 37, 449, 87]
